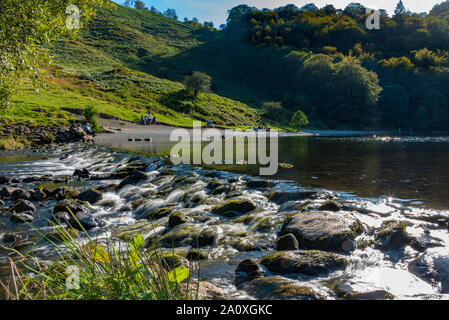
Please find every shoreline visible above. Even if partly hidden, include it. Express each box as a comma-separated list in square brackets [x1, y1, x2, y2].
[93, 118, 391, 146]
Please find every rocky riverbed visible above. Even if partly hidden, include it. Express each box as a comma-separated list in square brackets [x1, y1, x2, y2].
[1, 143, 449, 300]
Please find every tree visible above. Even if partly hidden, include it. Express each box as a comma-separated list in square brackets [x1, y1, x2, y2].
[262, 102, 282, 120]
[413, 48, 447, 69]
[394, 1, 407, 16]
[291, 110, 309, 129]
[123, 0, 135, 8]
[164, 8, 178, 20]
[134, 0, 146, 10]
[204, 21, 214, 29]
[184, 72, 212, 97]
[0, 0, 111, 107]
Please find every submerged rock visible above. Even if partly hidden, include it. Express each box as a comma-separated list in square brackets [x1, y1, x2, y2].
[117, 171, 148, 189]
[211, 198, 256, 217]
[276, 233, 299, 251]
[267, 190, 319, 204]
[247, 179, 276, 189]
[326, 280, 393, 300]
[281, 211, 363, 252]
[261, 250, 347, 276]
[409, 254, 449, 293]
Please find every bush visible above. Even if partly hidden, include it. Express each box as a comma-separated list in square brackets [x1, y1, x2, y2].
[291, 109, 309, 129]
[83, 106, 103, 132]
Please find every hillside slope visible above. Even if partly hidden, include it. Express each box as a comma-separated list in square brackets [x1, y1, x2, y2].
[4, 5, 262, 129]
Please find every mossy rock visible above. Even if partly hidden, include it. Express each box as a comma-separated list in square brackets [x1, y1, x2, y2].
[168, 211, 190, 228]
[211, 198, 256, 217]
[281, 211, 364, 252]
[186, 249, 207, 261]
[319, 200, 342, 212]
[45, 228, 80, 243]
[112, 220, 161, 241]
[241, 276, 321, 300]
[261, 250, 347, 276]
[146, 207, 173, 221]
[151, 253, 189, 270]
[375, 220, 412, 250]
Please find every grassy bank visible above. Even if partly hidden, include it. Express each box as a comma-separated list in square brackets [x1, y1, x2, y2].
[0, 136, 30, 151]
[2, 224, 197, 300]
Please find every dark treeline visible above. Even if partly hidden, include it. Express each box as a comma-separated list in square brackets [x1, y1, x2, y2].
[215, 1, 449, 131]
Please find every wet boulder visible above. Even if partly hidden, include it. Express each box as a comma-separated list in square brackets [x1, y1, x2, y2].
[50, 212, 72, 226]
[68, 211, 105, 230]
[158, 253, 190, 270]
[409, 254, 449, 293]
[211, 198, 256, 217]
[45, 228, 80, 242]
[2, 233, 18, 243]
[326, 280, 393, 300]
[267, 190, 319, 205]
[261, 250, 347, 276]
[53, 199, 89, 215]
[319, 200, 342, 212]
[186, 249, 207, 261]
[117, 171, 148, 189]
[374, 220, 412, 250]
[235, 258, 264, 283]
[0, 176, 12, 185]
[241, 276, 322, 300]
[31, 188, 47, 202]
[247, 179, 276, 189]
[12, 200, 36, 213]
[168, 212, 191, 228]
[73, 168, 90, 179]
[79, 188, 103, 204]
[11, 189, 32, 201]
[276, 233, 299, 251]
[280, 211, 363, 252]
[196, 228, 219, 247]
[10, 212, 34, 224]
[0, 186, 18, 199]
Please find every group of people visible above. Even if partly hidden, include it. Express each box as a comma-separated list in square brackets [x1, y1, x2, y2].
[141, 108, 159, 125]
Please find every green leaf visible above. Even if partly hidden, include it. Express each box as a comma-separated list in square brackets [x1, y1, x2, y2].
[167, 267, 190, 284]
[130, 234, 144, 252]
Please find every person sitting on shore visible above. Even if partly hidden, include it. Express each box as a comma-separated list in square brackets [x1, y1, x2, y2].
[150, 116, 157, 125]
[207, 120, 215, 128]
[84, 123, 95, 136]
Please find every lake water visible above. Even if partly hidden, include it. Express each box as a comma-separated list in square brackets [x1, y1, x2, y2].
[102, 135, 449, 210]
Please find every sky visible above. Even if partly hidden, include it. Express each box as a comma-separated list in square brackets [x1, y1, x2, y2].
[130, 0, 445, 26]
